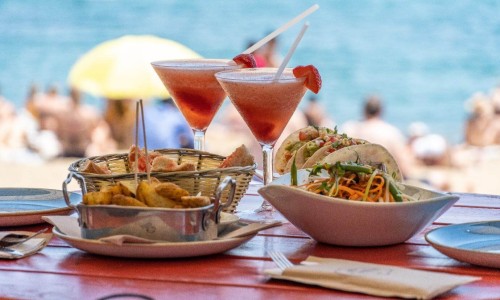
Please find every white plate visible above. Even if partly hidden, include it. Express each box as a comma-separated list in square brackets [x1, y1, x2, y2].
[52, 226, 254, 258]
[425, 221, 500, 268]
[0, 188, 80, 227]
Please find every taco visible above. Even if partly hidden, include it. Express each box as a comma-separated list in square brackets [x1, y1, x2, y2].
[287, 132, 368, 173]
[300, 134, 368, 170]
[274, 126, 334, 174]
[318, 143, 402, 181]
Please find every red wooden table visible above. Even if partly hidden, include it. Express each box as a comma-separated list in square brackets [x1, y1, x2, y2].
[0, 183, 499, 299]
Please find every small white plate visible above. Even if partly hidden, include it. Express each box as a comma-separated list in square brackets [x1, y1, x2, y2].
[52, 225, 254, 259]
[425, 221, 500, 268]
[0, 188, 80, 227]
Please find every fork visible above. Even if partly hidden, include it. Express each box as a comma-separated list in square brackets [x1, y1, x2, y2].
[0, 228, 47, 248]
[0, 246, 23, 258]
[269, 251, 294, 270]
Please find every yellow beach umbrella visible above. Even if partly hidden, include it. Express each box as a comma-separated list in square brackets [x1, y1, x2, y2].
[68, 35, 201, 100]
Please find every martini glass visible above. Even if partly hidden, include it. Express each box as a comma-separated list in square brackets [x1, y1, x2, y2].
[216, 68, 307, 213]
[151, 59, 241, 151]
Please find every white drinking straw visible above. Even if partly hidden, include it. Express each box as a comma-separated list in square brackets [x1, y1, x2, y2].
[273, 22, 309, 80]
[242, 4, 319, 55]
[139, 99, 151, 182]
[134, 101, 140, 184]
[134, 99, 150, 183]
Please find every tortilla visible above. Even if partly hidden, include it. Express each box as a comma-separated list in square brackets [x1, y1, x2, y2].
[318, 143, 402, 182]
[302, 137, 368, 169]
[274, 126, 332, 174]
[283, 138, 330, 174]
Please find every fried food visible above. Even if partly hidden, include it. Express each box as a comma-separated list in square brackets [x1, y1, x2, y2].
[83, 182, 135, 205]
[174, 162, 196, 172]
[151, 156, 196, 172]
[80, 159, 111, 174]
[129, 145, 197, 173]
[105, 182, 135, 197]
[83, 177, 211, 209]
[151, 156, 177, 172]
[83, 191, 113, 205]
[111, 194, 147, 207]
[128, 145, 162, 173]
[155, 182, 190, 202]
[180, 195, 211, 208]
[219, 144, 255, 168]
[136, 180, 178, 208]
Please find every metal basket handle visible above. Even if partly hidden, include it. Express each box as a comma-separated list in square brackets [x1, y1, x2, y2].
[213, 176, 237, 221]
[62, 172, 87, 209]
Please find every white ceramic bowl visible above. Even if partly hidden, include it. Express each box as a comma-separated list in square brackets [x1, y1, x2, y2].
[258, 170, 459, 246]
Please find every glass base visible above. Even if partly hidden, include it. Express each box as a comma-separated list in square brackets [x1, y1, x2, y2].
[236, 209, 276, 222]
[255, 200, 274, 212]
[235, 200, 285, 222]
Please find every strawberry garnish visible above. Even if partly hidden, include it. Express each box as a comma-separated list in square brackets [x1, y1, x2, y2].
[233, 54, 257, 68]
[293, 65, 322, 94]
[298, 131, 309, 141]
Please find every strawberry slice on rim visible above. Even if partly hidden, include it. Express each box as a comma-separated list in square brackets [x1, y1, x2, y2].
[232, 54, 257, 68]
[293, 65, 322, 94]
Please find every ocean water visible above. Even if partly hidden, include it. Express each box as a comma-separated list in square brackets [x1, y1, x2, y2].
[0, 0, 499, 144]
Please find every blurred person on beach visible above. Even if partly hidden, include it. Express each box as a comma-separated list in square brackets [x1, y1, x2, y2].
[454, 88, 500, 172]
[341, 95, 415, 178]
[302, 94, 335, 128]
[261, 36, 281, 67]
[32, 84, 69, 133]
[246, 33, 282, 68]
[103, 99, 136, 150]
[24, 83, 41, 120]
[447, 87, 500, 193]
[0, 86, 61, 163]
[0, 90, 25, 150]
[408, 122, 452, 167]
[85, 119, 118, 157]
[137, 98, 193, 149]
[16, 84, 62, 160]
[488, 86, 500, 145]
[25, 84, 68, 160]
[55, 88, 116, 157]
[464, 92, 495, 147]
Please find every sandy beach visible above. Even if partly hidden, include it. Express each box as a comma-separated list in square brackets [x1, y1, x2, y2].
[0, 157, 80, 191]
[1, 148, 500, 196]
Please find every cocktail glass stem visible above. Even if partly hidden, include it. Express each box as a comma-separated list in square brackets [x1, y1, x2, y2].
[193, 129, 205, 151]
[256, 143, 274, 212]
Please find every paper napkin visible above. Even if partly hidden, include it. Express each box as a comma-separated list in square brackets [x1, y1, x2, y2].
[0, 231, 52, 260]
[265, 256, 480, 299]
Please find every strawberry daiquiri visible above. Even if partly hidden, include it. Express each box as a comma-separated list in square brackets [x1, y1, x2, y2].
[216, 65, 321, 211]
[151, 55, 255, 151]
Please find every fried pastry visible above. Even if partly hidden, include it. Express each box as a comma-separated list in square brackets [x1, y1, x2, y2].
[219, 144, 254, 168]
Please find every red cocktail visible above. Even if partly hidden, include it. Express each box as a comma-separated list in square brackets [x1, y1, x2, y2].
[215, 68, 307, 211]
[151, 59, 241, 150]
[216, 68, 307, 145]
[216, 66, 321, 212]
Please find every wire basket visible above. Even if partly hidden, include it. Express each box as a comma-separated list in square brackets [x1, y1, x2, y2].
[64, 148, 256, 213]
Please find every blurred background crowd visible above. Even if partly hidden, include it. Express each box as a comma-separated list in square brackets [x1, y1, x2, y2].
[1, 65, 500, 194]
[0, 1, 499, 194]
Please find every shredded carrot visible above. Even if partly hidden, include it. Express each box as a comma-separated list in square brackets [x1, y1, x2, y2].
[304, 170, 406, 203]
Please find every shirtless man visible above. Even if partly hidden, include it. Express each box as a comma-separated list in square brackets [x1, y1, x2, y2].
[56, 89, 114, 157]
[342, 95, 415, 178]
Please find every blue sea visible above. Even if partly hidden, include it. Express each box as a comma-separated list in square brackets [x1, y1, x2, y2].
[0, 0, 499, 144]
